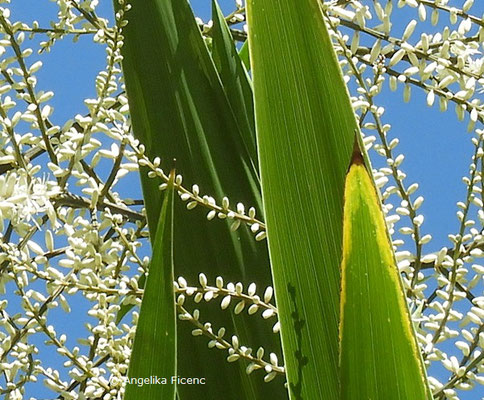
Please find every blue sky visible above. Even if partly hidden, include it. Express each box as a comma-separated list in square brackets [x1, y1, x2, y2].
[11, 0, 478, 252]
[5, 1, 484, 399]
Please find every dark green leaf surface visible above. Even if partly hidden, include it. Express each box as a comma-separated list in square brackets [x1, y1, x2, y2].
[247, 0, 357, 399]
[115, 0, 285, 398]
[211, 0, 257, 165]
[340, 148, 433, 400]
[124, 171, 176, 400]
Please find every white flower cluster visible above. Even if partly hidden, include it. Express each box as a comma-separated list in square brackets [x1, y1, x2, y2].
[176, 274, 283, 383]
[0, 1, 146, 399]
[129, 137, 267, 241]
[176, 273, 279, 333]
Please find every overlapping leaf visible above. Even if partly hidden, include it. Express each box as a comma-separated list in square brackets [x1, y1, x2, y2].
[115, 0, 284, 398]
[119, 0, 433, 398]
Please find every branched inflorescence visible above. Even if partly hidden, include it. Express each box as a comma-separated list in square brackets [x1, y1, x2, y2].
[175, 274, 283, 382]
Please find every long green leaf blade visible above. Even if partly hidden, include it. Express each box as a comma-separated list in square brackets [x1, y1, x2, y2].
[247, 0, 358, 398]
[340, 144, 433, 400]
[124, 171, 176, 400]
[211, 0, 256, 165]
[116, 0, 285, 398]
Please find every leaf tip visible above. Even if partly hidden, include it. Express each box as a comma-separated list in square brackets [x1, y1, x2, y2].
[349, 130, 365, 169]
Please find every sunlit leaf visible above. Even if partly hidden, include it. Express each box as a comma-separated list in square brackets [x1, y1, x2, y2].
[247, 0, 358, 398]
[339, 142, 433, 400]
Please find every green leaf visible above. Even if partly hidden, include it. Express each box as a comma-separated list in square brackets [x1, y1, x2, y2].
[339, 143, 433, 400]
[115, 0, 285, 398]
[211, 0, 256, 165]
[238, 40, 250, 71]
[124, 171, 176, 400]
[247, 0, 358, 398]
